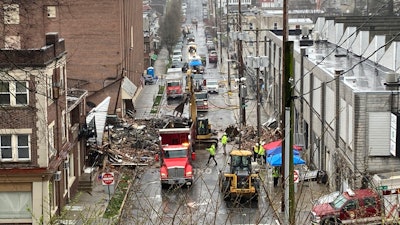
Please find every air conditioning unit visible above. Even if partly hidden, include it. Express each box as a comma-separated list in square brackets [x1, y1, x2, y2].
[386, 72, 398, 84]
[64, 160, 69, 169]
[54, 171, 62, 181]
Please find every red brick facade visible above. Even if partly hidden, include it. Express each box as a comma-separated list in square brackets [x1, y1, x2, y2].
[43, 0, 144, 113]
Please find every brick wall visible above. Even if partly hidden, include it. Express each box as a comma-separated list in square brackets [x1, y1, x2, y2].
[43, 0, 144, 108]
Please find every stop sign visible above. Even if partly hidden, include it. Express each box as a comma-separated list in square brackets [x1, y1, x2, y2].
[102, 172, 115, 185]
[293, 170, 299, 183]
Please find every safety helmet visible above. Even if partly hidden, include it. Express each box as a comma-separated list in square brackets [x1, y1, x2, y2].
[255, 143, 259, 146]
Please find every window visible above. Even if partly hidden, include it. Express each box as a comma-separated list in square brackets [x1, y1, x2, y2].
[343, 200, 358, 211]
[0, 82, 10, 105]
[0, 81, 28, 106]
[5, 35, 21, 49]
[0, 192, 32, 219]
[3, 4, 20, 24]
[0, 134, 30, 162]
[364, 197, 377, 208]
[47, 6, 56, 18]
[15, 82, 27, 104]
[48, 123, 56, 158]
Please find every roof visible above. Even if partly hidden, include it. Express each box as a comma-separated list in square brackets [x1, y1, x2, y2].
[230, 150, 253, 156]
[86, 96, 111, 146]
[67, 88, 87, 112]
[272, 16, 400, 93]
[343, 189, 378, 199]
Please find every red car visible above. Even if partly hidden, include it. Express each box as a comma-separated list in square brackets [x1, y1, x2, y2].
[208, 51, 218, 63]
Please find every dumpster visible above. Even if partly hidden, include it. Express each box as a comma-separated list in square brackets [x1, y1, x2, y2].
[147, 67, 154, 78]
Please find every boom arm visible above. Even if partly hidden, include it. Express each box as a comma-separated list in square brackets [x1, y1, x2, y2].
[187, 70, 197, 123]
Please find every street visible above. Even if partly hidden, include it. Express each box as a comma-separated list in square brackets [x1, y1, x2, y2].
[118, 1, 279, 224]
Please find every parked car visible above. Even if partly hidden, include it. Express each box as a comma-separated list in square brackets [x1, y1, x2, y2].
[144, 75, 154, 85]
[207, 44, 216, 52]
[172, 55, 181, 62]
[172, 49, 183, 61]
[205, 79, 219, 94]
[208, 50, 218, 63]
[171, 60, 184, 70]
[174, 43, 183, 51]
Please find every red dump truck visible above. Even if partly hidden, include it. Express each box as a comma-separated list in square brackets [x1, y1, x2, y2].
[166, 68, 184, 99]
[159, 126, 195, 188]
[311, 172, 400, 225]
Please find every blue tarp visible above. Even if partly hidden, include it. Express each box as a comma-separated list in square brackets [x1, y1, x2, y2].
[189, 59, 202, 67]
[266, 146, 300, 157]
[266, 153, 306, 166]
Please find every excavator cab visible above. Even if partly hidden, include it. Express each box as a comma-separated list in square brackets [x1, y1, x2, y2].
[196, 115, 210, 135]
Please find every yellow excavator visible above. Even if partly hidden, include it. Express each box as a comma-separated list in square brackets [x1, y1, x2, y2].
[218, 149, 260, 201]
[186, 69, 218, 147]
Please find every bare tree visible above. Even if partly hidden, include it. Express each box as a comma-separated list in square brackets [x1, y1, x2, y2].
[159, 0, 182, 55]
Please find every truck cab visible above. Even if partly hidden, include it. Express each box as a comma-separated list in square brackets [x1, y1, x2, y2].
[166, 69, 184, 99]
[159, 127, 195, 188]
[194, 91, 209, 112]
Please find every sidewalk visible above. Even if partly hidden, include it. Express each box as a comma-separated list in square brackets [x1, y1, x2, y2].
[135, 47, 169, 119]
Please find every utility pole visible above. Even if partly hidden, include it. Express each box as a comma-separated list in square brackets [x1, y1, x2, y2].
[238, 0, 246, 126]
[226, 1, 231, 93]
[281, 0, 296, 225]
[214, 0, 217, 28]
[256, 28, 261, 146]
[219, 0, 222, 64]
[281, 0, 288, 214]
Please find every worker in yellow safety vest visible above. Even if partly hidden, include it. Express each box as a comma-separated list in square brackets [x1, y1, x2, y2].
[221, 133, 228, 155]
[258, 143, 266, 165]
[206, 144, 217, 166]
[253, 143, 260, 162]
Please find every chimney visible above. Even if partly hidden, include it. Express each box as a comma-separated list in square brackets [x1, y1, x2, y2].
[46, 32, 59, 46]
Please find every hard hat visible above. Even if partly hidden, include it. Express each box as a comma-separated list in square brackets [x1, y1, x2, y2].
[255, 143, 259, 146]
[223, 132, 227, 135]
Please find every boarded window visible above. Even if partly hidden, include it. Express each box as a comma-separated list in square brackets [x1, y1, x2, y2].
[3, 4, 19, 24]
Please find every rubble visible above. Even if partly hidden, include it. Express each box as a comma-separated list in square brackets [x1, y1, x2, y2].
[87, 116, 197, 168]
[86, 115, 284, 168]
[223, 123, 282, 151]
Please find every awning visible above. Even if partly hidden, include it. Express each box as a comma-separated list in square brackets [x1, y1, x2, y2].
[121, 77, 137, 99]
[86, 96, 111, 145]
[263, 139, 303, 151]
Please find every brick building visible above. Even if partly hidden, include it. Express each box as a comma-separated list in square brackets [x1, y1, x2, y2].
[44, 0, 144, 116]
[0, 31, 87, 224]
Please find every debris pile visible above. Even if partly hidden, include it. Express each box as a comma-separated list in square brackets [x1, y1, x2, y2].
[86, 115, 284, 167]
[87, 116, 192, 167]
[223, 123, 283, 150]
